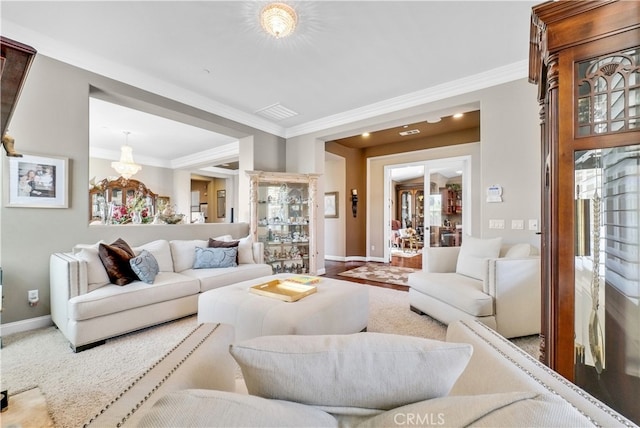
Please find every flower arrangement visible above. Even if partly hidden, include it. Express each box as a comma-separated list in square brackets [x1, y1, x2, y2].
[110, 192, 152, 224]
[406, 227, 417, 236]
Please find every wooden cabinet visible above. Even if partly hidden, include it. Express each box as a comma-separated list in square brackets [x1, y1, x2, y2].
[530, 1, 640, 422]
[247, 171, 319, 275]
[440, 187, 458, 215]
[89, 177, 157, 222]
[396, 184, 425, 233]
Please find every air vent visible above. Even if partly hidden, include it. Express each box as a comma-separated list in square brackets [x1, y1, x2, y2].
[255, 103, 298, 121]
[399, 129, 420, 136]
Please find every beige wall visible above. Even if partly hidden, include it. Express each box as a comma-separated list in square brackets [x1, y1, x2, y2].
[0, 53, 540, 327]
[0, 54, 283, 324]
[324, 153, 346, 259]
[292, 78, 541, 264]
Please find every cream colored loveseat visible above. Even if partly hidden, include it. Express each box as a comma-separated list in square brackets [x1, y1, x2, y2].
[50, 223, 272, 352]
[408, 237, 541, 338]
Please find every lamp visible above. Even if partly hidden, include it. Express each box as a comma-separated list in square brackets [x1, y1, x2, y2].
[111, 131, 141, 179]
[351, 189, 358, 218]
[260, 2, 297, 38]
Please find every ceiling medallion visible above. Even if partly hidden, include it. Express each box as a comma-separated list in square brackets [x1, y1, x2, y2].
[260, 2, 297, 38]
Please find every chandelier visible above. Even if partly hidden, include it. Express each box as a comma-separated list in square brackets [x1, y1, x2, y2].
[111, 131, 141, 179]
[260, 2, 297, 38]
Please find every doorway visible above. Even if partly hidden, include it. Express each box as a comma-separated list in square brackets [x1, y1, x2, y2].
[383, 156, 470, 264]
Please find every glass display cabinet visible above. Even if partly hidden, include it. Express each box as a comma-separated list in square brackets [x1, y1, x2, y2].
[247, 171, 319, 275]
[530, 1, 640, 422]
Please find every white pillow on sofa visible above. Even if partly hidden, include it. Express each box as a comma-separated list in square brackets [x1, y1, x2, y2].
[238, 235, 255, 264]
[169, 239, 208, 272]
[75, 247, 110, 292]
[133, 239, 174, 272]
[230, 332, 472, 411]
[455, 236, 502, 280]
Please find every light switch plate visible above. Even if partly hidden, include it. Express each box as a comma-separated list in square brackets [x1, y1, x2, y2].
[528, 219, 538, 231]
[512, 219, 524, 230]
[489, 219, 505, 229]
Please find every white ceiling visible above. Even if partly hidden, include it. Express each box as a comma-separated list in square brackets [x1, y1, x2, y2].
[1, 1, 538, 170]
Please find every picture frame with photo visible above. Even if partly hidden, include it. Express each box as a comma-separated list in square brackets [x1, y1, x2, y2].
[324, 191, 338, 218]
[6, 153, 68, 208]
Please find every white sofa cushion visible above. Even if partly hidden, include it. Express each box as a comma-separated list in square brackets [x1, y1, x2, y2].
[409, 272, 494, 317]
[69, 272, 199, 321]
[138, 389, 337, 428]
[456, 236, 502, 280]
[169, 240, 208, 272]
[238, 235, 255, 264]
[75, 247, 110, 292]
[133, 239, 174, 272]
[230, 332, 472, 411]
[183, 263, 273, 293]
[357, 392, 593, 427]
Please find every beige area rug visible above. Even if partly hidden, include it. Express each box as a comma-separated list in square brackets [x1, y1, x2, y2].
[0, 286, 539, 427]
[339, 263, 418, 286]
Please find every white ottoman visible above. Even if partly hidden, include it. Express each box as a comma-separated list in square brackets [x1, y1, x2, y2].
[197, 274, 369, 341]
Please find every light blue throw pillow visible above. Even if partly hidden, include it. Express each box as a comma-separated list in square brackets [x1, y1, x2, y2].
[129, 249, 159, 284]
[193, 247, 238, 269]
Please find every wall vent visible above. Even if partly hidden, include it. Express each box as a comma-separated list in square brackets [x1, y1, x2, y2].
[399, 129, 420, 136]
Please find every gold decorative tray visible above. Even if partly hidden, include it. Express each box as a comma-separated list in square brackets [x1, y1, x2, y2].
[249, 279, 317, 302]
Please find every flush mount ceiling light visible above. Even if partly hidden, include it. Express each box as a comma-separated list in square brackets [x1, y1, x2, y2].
[260, 2, 298, 38]
[111, 131, 141, 179]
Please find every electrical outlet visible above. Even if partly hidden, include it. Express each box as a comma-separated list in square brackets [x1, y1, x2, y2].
[371, 245, 375, 251]
[28, 290, 38, 301]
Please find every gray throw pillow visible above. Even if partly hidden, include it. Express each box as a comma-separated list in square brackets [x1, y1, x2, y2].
[129, 249, 159, 284]
[230, 332, 472, 411]
[193, 247, 238, 269]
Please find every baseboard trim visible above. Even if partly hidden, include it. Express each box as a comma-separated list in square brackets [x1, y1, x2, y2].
[1, 315, 53, 336]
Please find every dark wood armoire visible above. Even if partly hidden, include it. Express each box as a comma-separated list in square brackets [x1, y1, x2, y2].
[529, 1, 640, 423]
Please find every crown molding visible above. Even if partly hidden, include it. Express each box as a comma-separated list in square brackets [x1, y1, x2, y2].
[4, 20, 528, 142]
[2, 21, 287, 137]
[283, 60, 529, 138]
[171, 141, 240, 170]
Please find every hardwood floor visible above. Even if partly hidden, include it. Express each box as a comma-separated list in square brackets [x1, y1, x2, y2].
[323, 251, 422, 292]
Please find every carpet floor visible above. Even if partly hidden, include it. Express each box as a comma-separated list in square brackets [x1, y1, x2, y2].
[338, 263, 419, 286]
[0, 285, 539, 427]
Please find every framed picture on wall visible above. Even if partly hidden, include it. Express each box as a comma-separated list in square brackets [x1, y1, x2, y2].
[6, 153, 68, 208]
[324, 191, 338, 218]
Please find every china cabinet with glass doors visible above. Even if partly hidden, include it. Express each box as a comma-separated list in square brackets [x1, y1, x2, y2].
[89, 177, 157, 222]
[247, 171, 319, 275]
[530, 1, 640, 423]
[396, 184, 425, 236]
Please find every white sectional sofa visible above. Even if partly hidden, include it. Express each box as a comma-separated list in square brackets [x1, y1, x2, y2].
[50, 223, 272, 352]
[93, 321, 634, 427]
[408, 237, 541, 338]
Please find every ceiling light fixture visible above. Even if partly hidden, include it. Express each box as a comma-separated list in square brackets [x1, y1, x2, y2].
[426, 116, 441, 124]
[111, 131, 142, 179]
[260, 2, 297, 38]
[362, 132, 370, 137]
[453, 113, 464, 119]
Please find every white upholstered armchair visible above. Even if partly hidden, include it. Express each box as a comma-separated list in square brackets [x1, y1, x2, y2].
[407, 237, 541, 338]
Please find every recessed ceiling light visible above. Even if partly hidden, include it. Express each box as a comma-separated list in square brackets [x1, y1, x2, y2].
[426, 116, 441, 123]
[362, 132, 370, 137]
[453, 113, 464, 119]
[403, 125, 409, 128]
